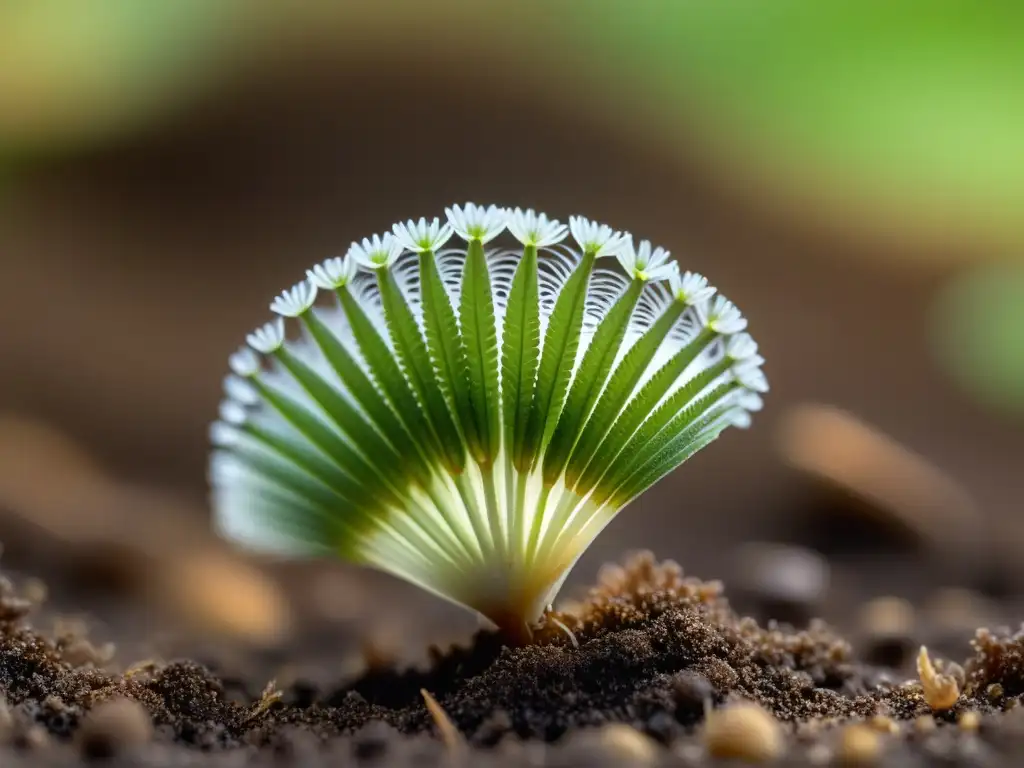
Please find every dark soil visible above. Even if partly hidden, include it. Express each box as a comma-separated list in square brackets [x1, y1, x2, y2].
[2, 552, 1024, 766]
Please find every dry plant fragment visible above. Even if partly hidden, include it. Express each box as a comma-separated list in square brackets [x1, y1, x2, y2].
[247, 680, 283, 722]
[421, 689, 466, 755]
[917, 645, 960, 711]
[703, 701, 783, 762]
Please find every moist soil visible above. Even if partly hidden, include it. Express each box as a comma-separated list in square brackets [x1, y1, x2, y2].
[2, 553, 1024, 766]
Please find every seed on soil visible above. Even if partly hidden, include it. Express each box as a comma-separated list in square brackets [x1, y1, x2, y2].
[596, 723, 659, 764]
[959, 711, 981, 732]
[703, 701, 783, 762]
[868, 715, 900, 735]
[837, 723, 883, 765]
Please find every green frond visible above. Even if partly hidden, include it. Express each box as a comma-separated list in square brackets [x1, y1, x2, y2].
[210, 205, 767, 640]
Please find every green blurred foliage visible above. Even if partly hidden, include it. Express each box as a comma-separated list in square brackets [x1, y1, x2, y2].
[0, 0, 238, 153]
[2, 1, 1021, 415]
[568, 0, 1024, 246]
[5, 0, 1022, 243]
[931, 266, 1024, 416]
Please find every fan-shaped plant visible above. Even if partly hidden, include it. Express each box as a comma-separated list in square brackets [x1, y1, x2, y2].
[210, 203, 767, 642]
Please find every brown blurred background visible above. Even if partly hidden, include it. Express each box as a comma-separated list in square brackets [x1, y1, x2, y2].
[1, 1, 1022, 671]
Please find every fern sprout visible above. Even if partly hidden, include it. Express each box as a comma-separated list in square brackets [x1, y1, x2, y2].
[210, 203, 767, 642]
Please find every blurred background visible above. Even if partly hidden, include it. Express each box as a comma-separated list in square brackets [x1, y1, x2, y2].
[1, 1, 1023, 679]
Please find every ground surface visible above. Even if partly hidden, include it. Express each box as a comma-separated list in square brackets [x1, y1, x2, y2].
[2, 552, 1024, 766]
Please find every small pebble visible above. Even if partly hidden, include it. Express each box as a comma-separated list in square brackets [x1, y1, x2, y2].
[165, 550, 292, 645]
[959, 711, 981, 732]
[77, 698, 152, 760]
[17, 726, 49, 750]
[914, 716, 937, 735]
[777, 405, 980, 557]
[858, 596, 916, 669]
[646, 710, 679, 744]
[868, 715, 900, 736]
[704, 702, 782, 762]
[837, 723, 882, 765]
[22, 578, 48, 606]
[598, 723, 659, 764]
[672, 671, 713, 720]
[733, 542, 829, 626]
[472, 709, 512, 747]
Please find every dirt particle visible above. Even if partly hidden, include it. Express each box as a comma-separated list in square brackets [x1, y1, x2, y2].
[703, 701, 783, 762]
[696, 656, 740, 694]
[868, 714, 900, 736]
[61, 637, 115, 668]
[76, 697, 152, 760]
[965, 627, 1024, 697]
